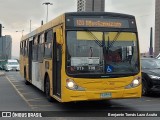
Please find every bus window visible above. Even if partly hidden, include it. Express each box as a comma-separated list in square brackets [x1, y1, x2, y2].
[44, 30, 53, 58]
[38, 34, 45, 61]
[32, 36, 38, 61]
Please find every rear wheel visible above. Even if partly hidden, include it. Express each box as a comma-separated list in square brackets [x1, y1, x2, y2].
[45, 76, 53, 102]
[142, 78, 149, 96]
[25, 79, 30, 85]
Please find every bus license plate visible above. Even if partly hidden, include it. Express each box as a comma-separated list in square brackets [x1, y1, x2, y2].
[100, 93, 112, 98]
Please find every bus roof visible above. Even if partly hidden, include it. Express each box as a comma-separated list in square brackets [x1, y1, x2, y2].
[65, 12, 135, 18]
[21, 12, 135, 41]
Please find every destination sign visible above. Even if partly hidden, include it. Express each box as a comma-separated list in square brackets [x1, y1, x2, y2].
[74, 18, 130, 28]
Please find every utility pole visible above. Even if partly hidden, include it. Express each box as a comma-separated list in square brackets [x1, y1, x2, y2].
[42, 2, 53, 23]
[149, 27, 153, 57]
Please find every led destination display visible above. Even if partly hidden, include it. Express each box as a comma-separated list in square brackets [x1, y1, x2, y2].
[74, 18, 130, 28]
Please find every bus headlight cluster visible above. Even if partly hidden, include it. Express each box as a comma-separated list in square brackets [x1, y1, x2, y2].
[125, 77, 141, 89]
[66, 78, 85, 91]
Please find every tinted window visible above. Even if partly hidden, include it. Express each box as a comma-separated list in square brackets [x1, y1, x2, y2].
[44, 30, 53, 58]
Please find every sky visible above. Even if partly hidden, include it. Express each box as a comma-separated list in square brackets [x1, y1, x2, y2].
[0, 0, 155, 57]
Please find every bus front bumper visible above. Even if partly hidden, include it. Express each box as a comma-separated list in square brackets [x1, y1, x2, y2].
[62, 86, 142, 102]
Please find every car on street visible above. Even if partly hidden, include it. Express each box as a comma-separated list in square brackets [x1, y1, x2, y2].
[141, 58, 160, 95]
[4, 59, 20, 71]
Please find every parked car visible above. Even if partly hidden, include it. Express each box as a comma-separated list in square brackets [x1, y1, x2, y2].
[4, 59, 20, 71]
[141, 58, 160, 95]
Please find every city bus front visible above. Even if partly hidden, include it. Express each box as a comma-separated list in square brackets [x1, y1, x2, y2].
[61, 13, 141, 102]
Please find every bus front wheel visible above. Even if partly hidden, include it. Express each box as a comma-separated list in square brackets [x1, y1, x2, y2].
[45, 76, 53, 102]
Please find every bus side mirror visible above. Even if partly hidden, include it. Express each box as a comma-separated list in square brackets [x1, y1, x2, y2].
[56, 28, 63, 45]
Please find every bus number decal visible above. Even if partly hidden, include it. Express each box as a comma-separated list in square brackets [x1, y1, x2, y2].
[76, 66, 84, 71]
[76, 20, 85, 26]
[88, 66, 96, 71]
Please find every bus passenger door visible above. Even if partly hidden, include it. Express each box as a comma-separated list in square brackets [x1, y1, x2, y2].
[28, 39, 33, 81]
[53, 30, 62, 98]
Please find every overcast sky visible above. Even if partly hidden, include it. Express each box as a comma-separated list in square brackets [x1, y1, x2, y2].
[0, 0, 155, 57]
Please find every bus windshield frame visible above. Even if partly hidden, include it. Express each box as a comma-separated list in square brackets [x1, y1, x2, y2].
[66, 29, 140, 78]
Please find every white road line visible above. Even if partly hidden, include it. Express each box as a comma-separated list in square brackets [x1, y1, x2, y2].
[21, 92, 34, 95]
[6, 76, 32, 108]
[27, 98, 45, 101]
[30, 105, 53, 107]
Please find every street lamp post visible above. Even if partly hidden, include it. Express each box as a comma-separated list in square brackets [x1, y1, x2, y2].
[42, 2, 53, 23]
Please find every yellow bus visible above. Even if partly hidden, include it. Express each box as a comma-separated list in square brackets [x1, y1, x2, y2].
[20, 12, 141, 102]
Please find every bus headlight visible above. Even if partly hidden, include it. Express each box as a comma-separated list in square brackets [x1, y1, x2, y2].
[67, 80, 75, 89]
[66, 78, 85, 91]
[125, 77, 141, 89]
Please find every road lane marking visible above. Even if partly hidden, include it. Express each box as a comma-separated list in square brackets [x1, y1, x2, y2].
[21, 92, 34, 95]
[6, 76, 33, 108]
[6, 76, 53, 109]
[30, 105, 53, 107]
[27, 98, 45, 101]
[8, 75, 14, 77]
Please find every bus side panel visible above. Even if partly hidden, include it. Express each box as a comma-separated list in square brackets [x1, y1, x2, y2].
[20, 55, 24, 77]
[32, 61, 41, 89]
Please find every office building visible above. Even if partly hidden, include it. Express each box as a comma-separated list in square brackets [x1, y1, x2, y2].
[77, 0, 105, 12]
[0, 24, 12, 60]
[155, 0, 160, 56]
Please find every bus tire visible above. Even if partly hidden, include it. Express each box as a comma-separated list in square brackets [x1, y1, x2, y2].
[45, 76, 53, 102]
[25, 79, 30, 85]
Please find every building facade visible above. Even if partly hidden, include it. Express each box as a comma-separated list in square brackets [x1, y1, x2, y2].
[77, 0, 105, 12]
[155, 0, 160, 56]
[0, 35, 12, 60]
[0, 24, 12, 60]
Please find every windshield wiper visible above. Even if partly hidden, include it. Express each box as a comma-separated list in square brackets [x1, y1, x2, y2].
[84, 30, 107, 73]
[86, 31, 103, 47]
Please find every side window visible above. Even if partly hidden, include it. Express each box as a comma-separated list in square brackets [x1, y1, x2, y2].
[23, 41, 25, 56]
[24, 40, 28, 57]
[44, 30, 53, 58]
[32, 36, 38, 61]
[38, 33, 45, 62]
[20, 41, 27, 56]
[20, 42, 23, 55]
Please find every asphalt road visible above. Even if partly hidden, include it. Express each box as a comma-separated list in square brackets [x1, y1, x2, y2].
[0, 71, 160, 120]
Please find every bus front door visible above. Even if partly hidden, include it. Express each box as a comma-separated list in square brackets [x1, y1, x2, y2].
[28, 40, 32, 81]
[53, 32, 61, 98]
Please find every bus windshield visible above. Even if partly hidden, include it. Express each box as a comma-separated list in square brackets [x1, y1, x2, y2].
[66, 31, 139, 76]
